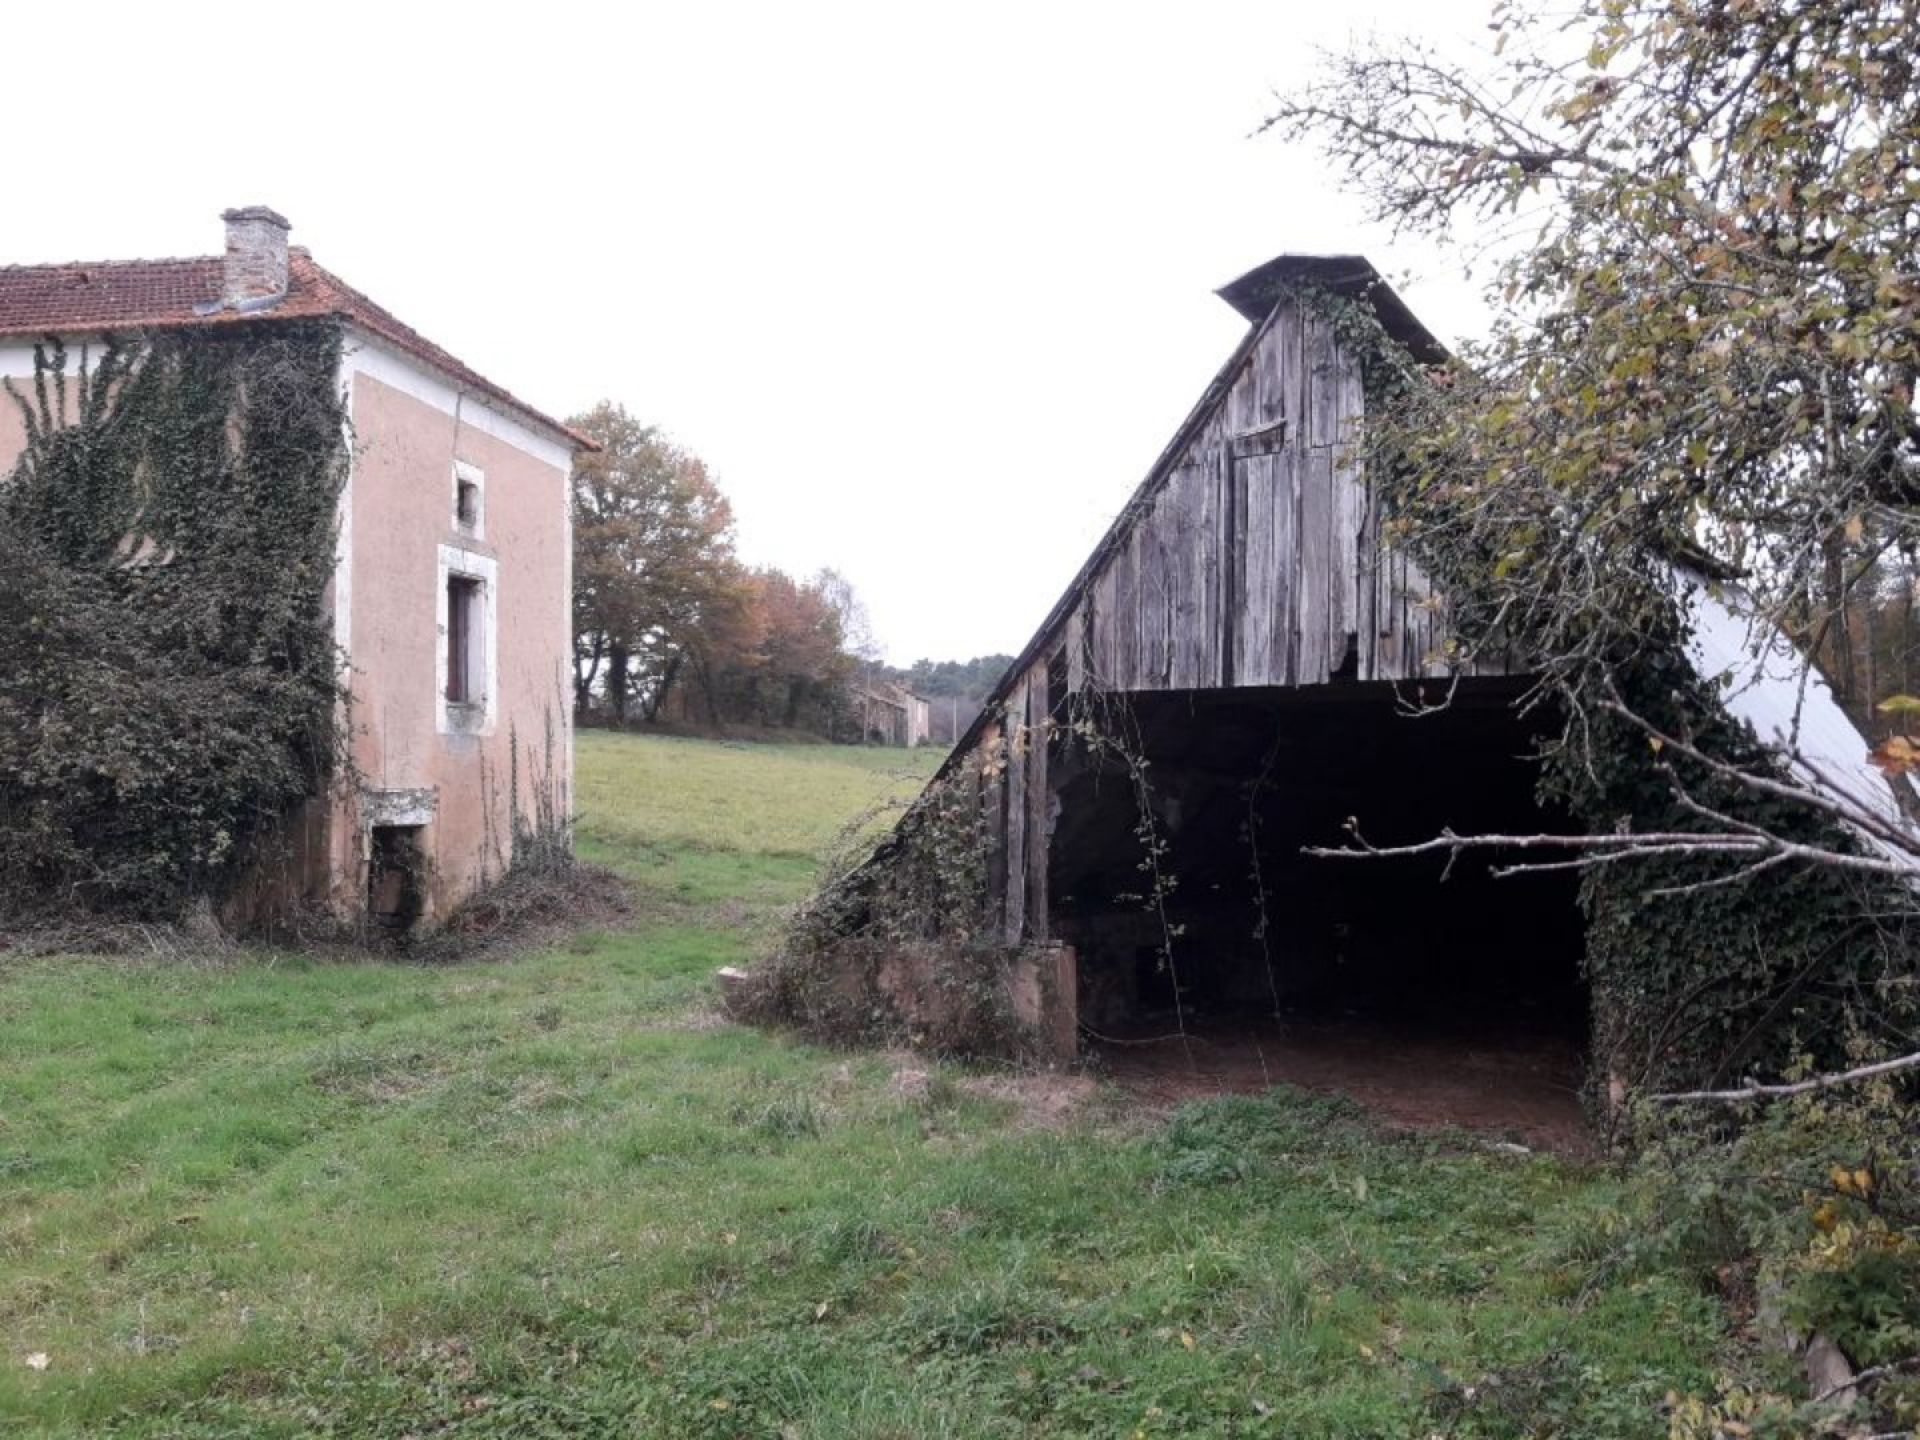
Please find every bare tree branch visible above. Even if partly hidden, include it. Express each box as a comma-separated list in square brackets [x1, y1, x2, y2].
[1650, 1049, 1920, 1103]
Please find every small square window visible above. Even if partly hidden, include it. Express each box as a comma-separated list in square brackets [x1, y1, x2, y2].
[455, 478, 480, 531]
[452, 461, 485, 537]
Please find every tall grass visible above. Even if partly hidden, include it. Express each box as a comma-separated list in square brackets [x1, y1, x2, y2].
[0, 733, 1726, 1438]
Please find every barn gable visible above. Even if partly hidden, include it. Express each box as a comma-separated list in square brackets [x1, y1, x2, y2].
[955, 256, 1496, 787]
[945, 257, 1513, 957]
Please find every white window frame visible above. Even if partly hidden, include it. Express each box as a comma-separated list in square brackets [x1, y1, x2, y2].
[452, 458, 485, 540]
[436, 543, 498, 735]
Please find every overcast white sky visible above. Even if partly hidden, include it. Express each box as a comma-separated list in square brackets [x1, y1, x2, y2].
[8, 0, 1500, 665]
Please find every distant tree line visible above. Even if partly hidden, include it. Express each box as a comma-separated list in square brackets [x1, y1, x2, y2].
[572, 401, 998, 742]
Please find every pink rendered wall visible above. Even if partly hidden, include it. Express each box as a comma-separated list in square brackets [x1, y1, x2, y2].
[0, 369, 37, 464]
[341, 371, 573, 918]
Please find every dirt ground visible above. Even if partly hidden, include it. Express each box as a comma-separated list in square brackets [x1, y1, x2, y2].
[1090, 1010, 1592, 1154]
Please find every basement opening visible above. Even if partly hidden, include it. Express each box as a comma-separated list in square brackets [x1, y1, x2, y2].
[1051, 680, 1589, 1147]
[368, 824, 425, 937]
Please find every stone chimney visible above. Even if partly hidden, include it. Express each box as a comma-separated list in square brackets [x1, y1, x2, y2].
[220, 206, 291, 307]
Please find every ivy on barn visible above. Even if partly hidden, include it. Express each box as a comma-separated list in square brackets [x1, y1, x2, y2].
[0, 321, 349, 919]
[735, 759, 1044, 1057]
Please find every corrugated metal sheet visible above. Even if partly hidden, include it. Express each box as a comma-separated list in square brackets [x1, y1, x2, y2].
[1682, 571, 1918, 856]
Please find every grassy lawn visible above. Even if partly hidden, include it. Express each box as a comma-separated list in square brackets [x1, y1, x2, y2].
[0, 733, 1725, 1438]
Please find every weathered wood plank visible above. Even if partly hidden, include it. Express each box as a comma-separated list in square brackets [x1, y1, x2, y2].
[1167, 467, 1195, 689]
[1087, 562, 1111, 687]
[1357, 466, 1379, 679]
[1268, 446, 1296, 685]
[1165, 470, 1194, 688]
[1242, 452, 1265, 686]
[1205, 449, 1221, 691]
[1137, 494, 1170, 691]
[1307, 311, 1336, 448]
[1220, 346, 1247, 436]
[1187, 462, 1210, 686]
[1254, 301, 1291, 432]
[1195, 461, 1216, 685]
[1290, 308, 1312, 457]
[1229, 455, 1254, 685]
[1065, 603, 1086, 695]
[1330, 445, 1362, 673]
[1156, 489, 1179, 689]
[1245, 454, 1279, 686]
[1336, 338, 1365, 446]
[1331, 346, 1365, 672]
[1296, 446, 1332, 682]
[1111, 528, 1137, 689]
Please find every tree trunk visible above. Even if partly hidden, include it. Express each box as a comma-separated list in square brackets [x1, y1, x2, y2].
[645, 651, 684, 723]
[608, 642, 631, 725]
[1904, 561, 1914, 708]
[1823, 536, 1856, 714]
[1864, 573, 1879, 724]
[574, 635, 604, 718]
[699, 654, 725, 728]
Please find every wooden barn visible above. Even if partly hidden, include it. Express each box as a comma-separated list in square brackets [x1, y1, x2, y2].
[804, 253, 1901, 1139]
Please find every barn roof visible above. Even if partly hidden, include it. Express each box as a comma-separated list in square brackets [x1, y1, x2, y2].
[1215, 254, 1449, 364]
[0, 250, 592, 451]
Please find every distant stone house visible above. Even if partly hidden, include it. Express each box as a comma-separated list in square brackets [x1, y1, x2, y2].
[853, 680, 932, 747]
[0, 207, 592, 927]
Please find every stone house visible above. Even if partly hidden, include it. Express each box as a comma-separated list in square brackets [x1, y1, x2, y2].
[0, 207, 590, 928]
[853, 679, 932, 747]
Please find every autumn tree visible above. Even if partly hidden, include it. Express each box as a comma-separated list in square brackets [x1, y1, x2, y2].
[569, 403, 740, 723]
[683, 568, 848, 733]
[1271, 0, 1920, 887]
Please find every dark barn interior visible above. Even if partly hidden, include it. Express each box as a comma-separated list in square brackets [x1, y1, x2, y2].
[1049, 682, 1591, 1144]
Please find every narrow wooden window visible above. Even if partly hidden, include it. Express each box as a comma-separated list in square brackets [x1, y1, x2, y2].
[447, 575, 480, 703]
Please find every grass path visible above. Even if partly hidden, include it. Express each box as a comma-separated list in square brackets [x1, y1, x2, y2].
[0, 734, 1725, 1437]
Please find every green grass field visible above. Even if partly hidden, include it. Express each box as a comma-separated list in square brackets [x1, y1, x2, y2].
[0, 734, 1728, 1438]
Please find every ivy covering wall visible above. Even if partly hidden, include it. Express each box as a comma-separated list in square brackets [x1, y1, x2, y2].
[0, 321, 348, 920]
[1561, 639, 1915, 1094]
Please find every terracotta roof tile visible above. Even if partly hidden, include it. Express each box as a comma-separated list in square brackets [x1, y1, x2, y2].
[0, 250, 589, 450]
